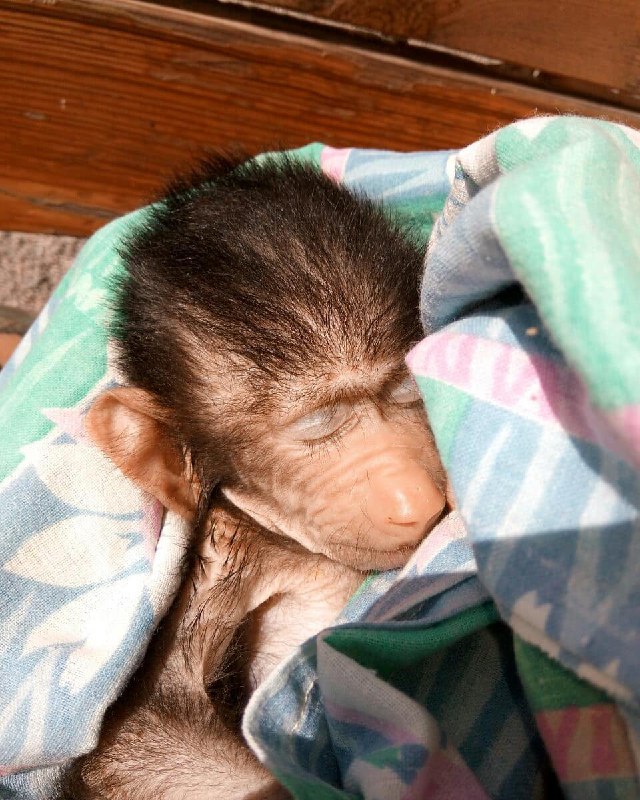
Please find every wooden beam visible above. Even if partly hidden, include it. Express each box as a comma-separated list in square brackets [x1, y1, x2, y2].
[2, 0, 639, 235]
[242, 0, 640, 110]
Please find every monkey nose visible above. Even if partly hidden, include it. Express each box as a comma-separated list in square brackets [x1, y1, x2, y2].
[366, 467, 446, 543]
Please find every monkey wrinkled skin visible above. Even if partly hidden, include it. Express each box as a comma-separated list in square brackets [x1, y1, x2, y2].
[69, 155, 450, 798]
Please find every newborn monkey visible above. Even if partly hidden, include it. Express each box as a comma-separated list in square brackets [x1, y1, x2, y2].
[71, 155, 449, 797]
[88, 154, 447, 571]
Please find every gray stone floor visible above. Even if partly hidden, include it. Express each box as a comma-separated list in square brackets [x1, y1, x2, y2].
[0, 232, 85, 317]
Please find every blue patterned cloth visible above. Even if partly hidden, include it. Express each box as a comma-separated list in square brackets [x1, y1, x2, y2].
[2, 119, 640, 799]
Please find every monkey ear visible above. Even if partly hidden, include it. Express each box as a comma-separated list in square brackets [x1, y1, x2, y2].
[85, 388, 198, 522]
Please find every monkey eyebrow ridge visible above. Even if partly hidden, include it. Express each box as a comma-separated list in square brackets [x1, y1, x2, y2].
[276, 361, 414, 425]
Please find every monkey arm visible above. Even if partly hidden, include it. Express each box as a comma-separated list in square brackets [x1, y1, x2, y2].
[61, 507, 360, 800]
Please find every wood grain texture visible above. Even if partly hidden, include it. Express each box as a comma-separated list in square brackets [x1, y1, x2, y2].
[2, 0, 639, 235]
[248, 0, 640, 108]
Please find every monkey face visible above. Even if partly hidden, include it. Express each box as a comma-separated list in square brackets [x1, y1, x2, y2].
[221, 372, 448, 571]
[88, 367, 449, 572]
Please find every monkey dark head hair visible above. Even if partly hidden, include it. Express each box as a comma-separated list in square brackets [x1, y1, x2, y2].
[113, 153, 425, 528]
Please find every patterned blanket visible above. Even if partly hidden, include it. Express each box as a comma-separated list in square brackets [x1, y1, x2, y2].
[1, 117, 639, 799]
[247, 117, 640, 799]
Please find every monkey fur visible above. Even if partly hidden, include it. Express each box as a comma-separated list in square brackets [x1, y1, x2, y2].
[69, 154, 450, 798]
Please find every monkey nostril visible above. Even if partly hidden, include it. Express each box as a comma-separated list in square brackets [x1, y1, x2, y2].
[387, 517, 428, 528]
[385, 490, 425, 527]
[387, 498, 442, 532]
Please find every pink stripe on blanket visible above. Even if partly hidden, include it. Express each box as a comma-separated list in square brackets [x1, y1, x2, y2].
[603, 405, 640, 468]
[405, 749, 491, 800]
[44, 406, 89, 443]
[324, 699, 423, 746]
[324, 700, 489, 800]
[404, 511, 470, 573]
[320, 147, 351, 183]
[535, 705, 636, 781]
[407, 333, 639, 465]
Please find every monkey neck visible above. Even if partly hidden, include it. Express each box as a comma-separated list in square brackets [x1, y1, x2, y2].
[64, 516, 358, 800]
[150, 518, 361, 711]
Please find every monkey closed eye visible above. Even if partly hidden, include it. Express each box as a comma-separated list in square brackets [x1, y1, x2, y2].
[285, 401, 355, 443]
[387, 374, 424, 406]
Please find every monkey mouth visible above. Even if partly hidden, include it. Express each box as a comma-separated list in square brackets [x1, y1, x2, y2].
[325, 539, 420, 570]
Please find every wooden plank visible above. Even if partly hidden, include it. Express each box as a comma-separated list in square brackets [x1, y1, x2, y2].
[244, 0, 640, 109]
[2, 0, 639, 236]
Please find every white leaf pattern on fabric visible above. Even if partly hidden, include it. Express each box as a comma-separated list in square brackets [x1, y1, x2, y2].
[65, 273, 106, 313]
[31, 443, 145, 516]
[58, 575, 147, 694]
[4, 517, 143, 587]
[0, 650, 57, 750]
[22, 575, 145, 669]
